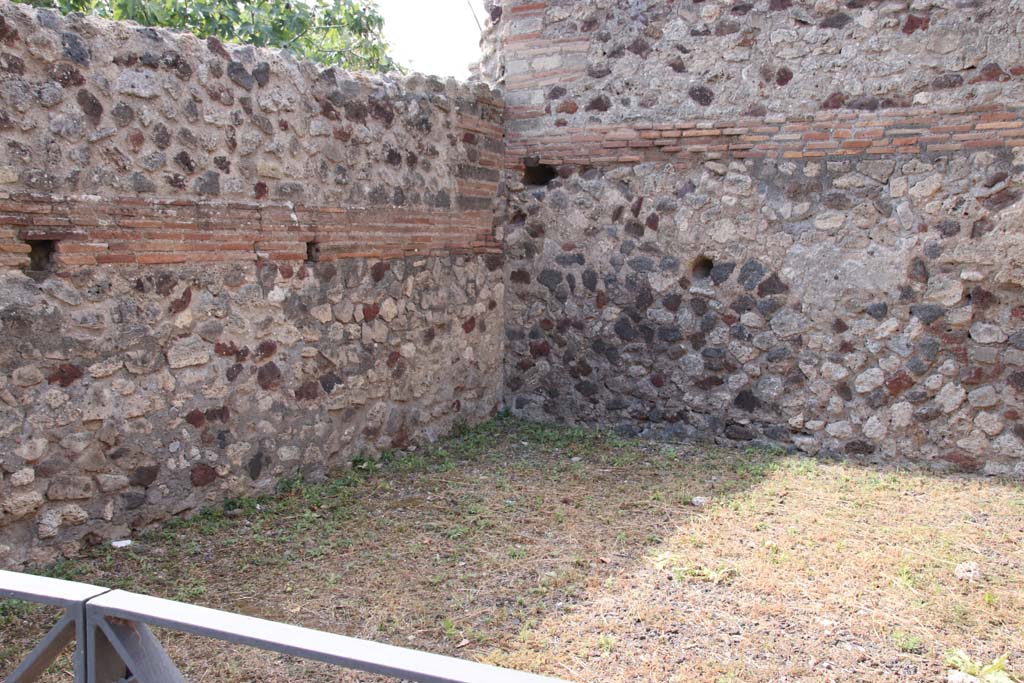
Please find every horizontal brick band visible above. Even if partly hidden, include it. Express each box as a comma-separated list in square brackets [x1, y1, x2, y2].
[506, 106, 1024, 168]
[0, 195, 499, 268]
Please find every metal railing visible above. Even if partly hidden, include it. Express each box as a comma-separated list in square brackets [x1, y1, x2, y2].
[1, 570, 568, 683]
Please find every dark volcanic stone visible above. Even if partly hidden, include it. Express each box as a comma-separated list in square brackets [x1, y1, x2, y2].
[371, 261, 390, 282]
[908, 257, 929, 283]
[910, 304, 944, 324]
[931, 72, 963, 89]
[190, 464, 218, 487]
[943, 451, 981, 473]
[253, 61, 270, 86]
[844, 440, 874, 455]
[153, 123, 171, 149]
[529, 340, 550, 357]
[122, 491, 146, 510]
[76, 89, 103, 125]
[61, 32, 90, 65]
[295, 380, 320, 401]
[49, 62, 85, 87]
[130, 465, 160, 487]
[731, 294, 755, 313]
[710, 261, 735, 284]
[247, 452, 265, 479]
[628, 256, 655, 272]
[935, 219, 960, 238]
[48, 363, 83, 387]
[725, 423, 756, 440]
[865, 302, 888, 320]
[822, 92, 846, 109]
[914, 337, 940, 361]
[614, 317, 639, 341]
[257, 362, 282, 390]
[657, 326, 682, 342]
[688, 85, 714, 106]
[537, 269, 563, 291]
[886, 371, 914, 396]
[111, 102, 135, 126]
[174, 151, 196, 173]
[227, 62, 254, 90]
[757, 298, 784, 317]
[131, 172, 155, 193]
[820, 12, 852, 28]
[194, 171, 220, 195]
[1008, 371, 1024, 393]
[738, 259, 765, 290]
[756, 273, 788, 296]
[510, 269, 531, 284]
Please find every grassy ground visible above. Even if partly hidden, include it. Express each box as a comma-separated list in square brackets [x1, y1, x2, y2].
[2, 417, 1022, 682]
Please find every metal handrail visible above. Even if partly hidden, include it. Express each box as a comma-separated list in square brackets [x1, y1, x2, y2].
[1, 569, 569, 683]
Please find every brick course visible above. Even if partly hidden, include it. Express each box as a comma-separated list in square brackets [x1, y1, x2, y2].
[0, 195, 499, 267]
[505, 107, 1024, 168]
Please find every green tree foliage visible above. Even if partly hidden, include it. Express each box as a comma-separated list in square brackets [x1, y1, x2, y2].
[25, 0, 399, 72]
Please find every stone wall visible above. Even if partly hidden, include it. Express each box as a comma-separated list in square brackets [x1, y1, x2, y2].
[488, 0, 1024, 476]
[5, 0, 1024, 569]
[0, 1, 505, 567]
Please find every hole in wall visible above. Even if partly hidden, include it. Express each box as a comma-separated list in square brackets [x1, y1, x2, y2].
[305, 241, 320, 264]
[691, 255, 714, 279]
[25, 239, 56, 276]
[522, 158, 558, 187]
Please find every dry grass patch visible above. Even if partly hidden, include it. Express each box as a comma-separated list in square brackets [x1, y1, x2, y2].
[2, 417, 1022, 683]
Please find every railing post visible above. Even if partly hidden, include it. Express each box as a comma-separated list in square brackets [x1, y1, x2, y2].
[85, 621, 129, 683]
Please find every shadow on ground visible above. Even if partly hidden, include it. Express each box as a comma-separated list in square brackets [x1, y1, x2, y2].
[2, 416, 1022, 683]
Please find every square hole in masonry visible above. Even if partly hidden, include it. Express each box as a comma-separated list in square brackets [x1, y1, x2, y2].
[25, 239, 56, 274]
[306, 241, 320, 264]
[522, 158, 557, 187]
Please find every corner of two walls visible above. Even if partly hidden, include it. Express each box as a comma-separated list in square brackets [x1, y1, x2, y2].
[4, 0, 1024, 569]
[487, 1, 1024, 477]
[0, 0, 505, 567]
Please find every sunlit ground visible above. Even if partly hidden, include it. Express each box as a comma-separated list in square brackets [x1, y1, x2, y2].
[2, 417, 1022, 682]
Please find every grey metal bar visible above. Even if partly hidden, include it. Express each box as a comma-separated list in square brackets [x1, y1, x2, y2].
[4, 612, 76, 683]
[86, 624, 129, 683]
[92, 618, 185, 683]
[87, 590, 568, 683]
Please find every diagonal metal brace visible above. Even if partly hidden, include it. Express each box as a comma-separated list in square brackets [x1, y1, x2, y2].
[4, 612, 76, 683]
[89, 617, 185, 683]
[0, 569, 110, 683]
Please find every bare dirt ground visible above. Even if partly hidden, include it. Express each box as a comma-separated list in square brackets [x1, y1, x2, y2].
[2, 417, 1022, 682]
